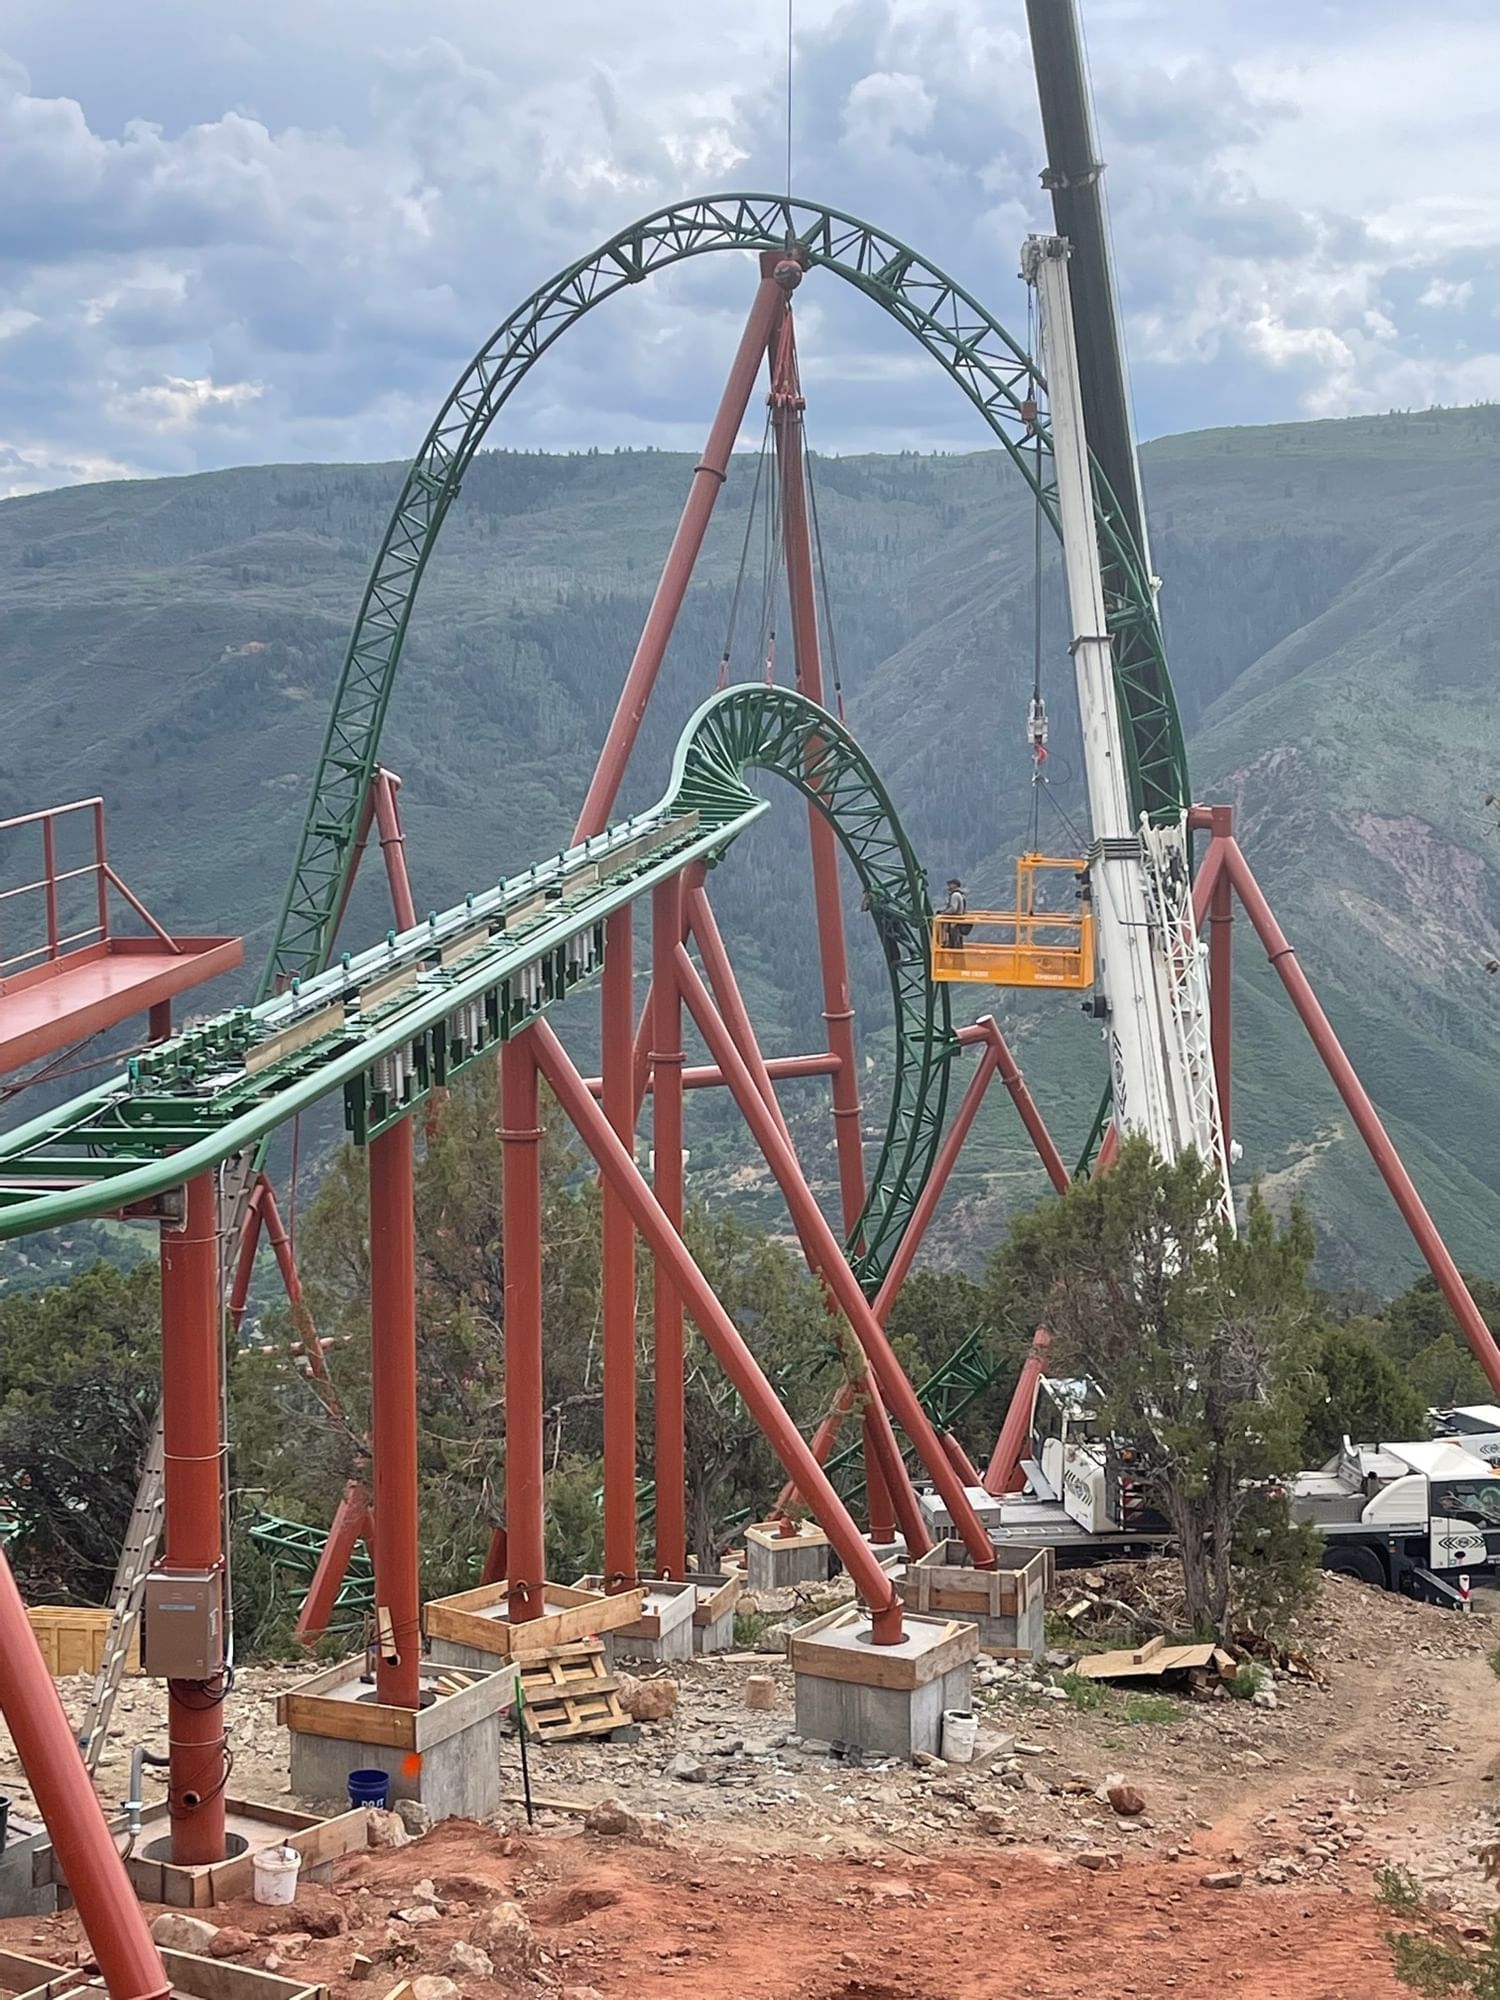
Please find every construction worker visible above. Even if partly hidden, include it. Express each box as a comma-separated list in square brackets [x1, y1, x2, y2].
[942, 877, 971, 951]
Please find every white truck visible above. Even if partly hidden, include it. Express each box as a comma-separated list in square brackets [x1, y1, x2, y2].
[918, 1380, 1500, 1606]
[1290, 1437, 1500, 1605]
[1431, 1405, 1500, 1468]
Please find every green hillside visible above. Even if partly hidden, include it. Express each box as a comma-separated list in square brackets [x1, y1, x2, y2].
[3, 408, 1498, 1291]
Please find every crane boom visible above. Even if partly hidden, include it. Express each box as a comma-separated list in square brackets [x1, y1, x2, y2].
[1023, 235, 1230, 1210]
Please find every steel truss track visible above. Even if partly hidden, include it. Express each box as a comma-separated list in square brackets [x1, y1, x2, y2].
[0, 687, 943, 1282]
[262, 192, 1189, 1006]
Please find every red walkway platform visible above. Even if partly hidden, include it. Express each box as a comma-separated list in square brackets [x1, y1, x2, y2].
[0, 798, 241, 1075]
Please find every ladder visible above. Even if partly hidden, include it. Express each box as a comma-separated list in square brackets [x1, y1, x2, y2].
[81, 1411, 164, 1772]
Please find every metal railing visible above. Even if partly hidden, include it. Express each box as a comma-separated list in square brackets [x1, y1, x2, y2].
[0, 798, 180, 980]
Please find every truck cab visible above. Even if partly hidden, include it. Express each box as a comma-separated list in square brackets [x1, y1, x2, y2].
[1291, 1437, 1500, 1600]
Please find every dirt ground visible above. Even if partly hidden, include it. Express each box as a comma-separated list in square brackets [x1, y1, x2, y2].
[2, 1574, 1498, 1997]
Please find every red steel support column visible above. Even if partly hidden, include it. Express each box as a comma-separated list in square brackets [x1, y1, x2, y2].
[1227, 840, 1500, 1395]
[1207, 810, 1234, 1143]
[601, 905, 638, 1590]
[574, 274, 793, 841]
[687, 885, 800, 1153]
[159, 1170, 227, 1864]
[862, 1410, 896, 1544]
[651, 878, 688, 1578]
[501, 1038, 548, 1618]
[369, 1118, 421, 1705]
[984, 1328, 1052, 1495]
[768, 308, 867, 1242]
[371, 769, 418, 931]
[527, 1020, 903, 1638]
[480, 1527, 508, 1588]
[0, 1548, 169, 2000]
[673, 944, 996, 1568]
[294, 1479, 373, 1644]
[590, 1051, 841, 1098]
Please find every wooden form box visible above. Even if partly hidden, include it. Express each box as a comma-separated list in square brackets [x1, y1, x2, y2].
[689, 1572, 741, 1629]
[35, 1800, 365, 1912]
[787, 1602, 978, 1691]
[424, 1580, 644, 1661]
[26, 1606, 139, 1678]
[896, 1540, 1052, 1659]
[276, 1660, 504, 1753]
[11, 1948, 326, 2000]
[575, 1575, 694, 1642]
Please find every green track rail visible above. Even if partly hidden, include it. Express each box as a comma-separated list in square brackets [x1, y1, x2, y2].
[262, 192, 1188, 1006]
[0, 687, 947, 1298]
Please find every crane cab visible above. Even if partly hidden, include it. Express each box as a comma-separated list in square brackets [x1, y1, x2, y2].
[931, 852, 1094, 990]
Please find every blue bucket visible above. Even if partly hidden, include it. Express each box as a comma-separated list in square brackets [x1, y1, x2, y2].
[347, 1768, 391, 1810]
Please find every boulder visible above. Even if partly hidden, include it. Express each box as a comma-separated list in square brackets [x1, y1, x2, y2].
[618, 1673, 679, 1723]
[207, 1929, 256, 1961]
[149, 1914, 219, 1953]
[366, 1808, 410, 1849]
[1200, 1871, 1244, 1890]
[583, 1799, 642, 1838]
[1107, 1783, 1147, 1818]
[395, 1799, 433, 1836]
[409, 1980, 459, 2000]
[667, 1752, 709, 1784]
[445, 1941, 495, 1981]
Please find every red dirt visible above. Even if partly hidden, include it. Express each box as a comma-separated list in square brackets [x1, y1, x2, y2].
[4, 1816, 1408, 2000]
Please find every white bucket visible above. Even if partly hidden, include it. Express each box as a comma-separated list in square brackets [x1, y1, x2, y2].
[941, 1709, 978, 1764]
[252, 1843, 302, 1907]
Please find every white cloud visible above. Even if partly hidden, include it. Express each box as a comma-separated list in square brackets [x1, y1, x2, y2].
[0, 0, 1495, 491]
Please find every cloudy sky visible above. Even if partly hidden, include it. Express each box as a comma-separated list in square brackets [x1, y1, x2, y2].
[2, 0, 1497, 497]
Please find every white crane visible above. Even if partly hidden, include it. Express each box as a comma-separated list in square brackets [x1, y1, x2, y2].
[1021, 232, 1232, 1218]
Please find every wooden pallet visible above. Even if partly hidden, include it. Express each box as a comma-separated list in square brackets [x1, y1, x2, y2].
[516, 1639, 627, 1741]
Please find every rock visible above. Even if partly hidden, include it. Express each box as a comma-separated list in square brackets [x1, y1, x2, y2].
[207, 1929, 256, 1961]
[1252, 1688, 1278, 1711]
[1200, 1871, 1244, 1890]
[302, 1907, 345, 1939]
[394, 1798, 433, 1836]
[745, 1675, 776, 1711]
[667, 1752, 710, 1783]
[1108, 1783, 1147, 1818]
[1076, 1850, 1118, 1872]
[583, 1798, 642, 1838]
[446, 1941, 495, 1981]
[975, 1807, 1011, 1835]
[366, 1808, 410, 1849]
[709, 1735, 744, 1757]
[618, 1673, 679, 1723]
[409, 1980, 459, 2000]
[998, 1767, 1026, 1790]
[410, 1879, 440, 1906]
[563, 1989, 606, 2000]
[150, 1915, 219, 1953]
[395, 1906, 442, 1927]
[1044, 1649, 1075, 1669]
[1257, 1865, 1289, 1885]
[1014, 1743, 1047, 1757]
[477, 1902, 539, 1975]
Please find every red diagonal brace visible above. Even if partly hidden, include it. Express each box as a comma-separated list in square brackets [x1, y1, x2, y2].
[294, 1478, 374, 1644]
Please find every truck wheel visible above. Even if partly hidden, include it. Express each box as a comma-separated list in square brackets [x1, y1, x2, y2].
[1321, 1545, 1387, 1589]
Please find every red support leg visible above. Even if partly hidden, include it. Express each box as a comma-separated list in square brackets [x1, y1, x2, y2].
[941, 1431, 985, 1488]
[227, 1178, 266, 1335]
[159, 1170, 227, 1865]
[0, 1547, 169, 2000]
[862, 1409, 896, 1544]
[526, 1019, 903, 1640]
[672, 943, 996, 1569]
[651, 878, 688, 1578]
[501, 1039, 548, 1620]
[294, 1479, 373, 1644]
[369, 1118, 421, 1705]
[768, 308, 868, 1244]
[480, 1526, 508, 1588]
[984, 1328, 1052, 1495]
[574, 273, 793, 841]
[371, 769, 418, 931]
[601, 906, 638, 1591]
[1227, 839, 1500, 1396]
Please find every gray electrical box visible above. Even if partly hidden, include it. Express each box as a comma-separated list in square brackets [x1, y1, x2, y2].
[142, 1568, 223, 1679]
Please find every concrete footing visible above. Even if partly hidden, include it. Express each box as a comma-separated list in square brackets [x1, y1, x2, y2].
[278, 1660, 509, 1820]
[0, 1815, 55, 1918]
[916, 1486, 1003, 1539]
[426, 1579, 645, 1668]
[688, 1573, 743, 1654]
[787, 1603, 978, 1760]
[744, 1520, 833, 1592]
[577, 1576, 697, 1664]
[897, 1540, 1054, 1659]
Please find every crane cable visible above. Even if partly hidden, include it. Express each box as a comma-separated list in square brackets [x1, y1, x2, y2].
[717, 403, 775, 690]
[803, 430, 847, 725]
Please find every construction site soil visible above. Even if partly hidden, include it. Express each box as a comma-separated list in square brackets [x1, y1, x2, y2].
[2, 1573, 1497, 1996]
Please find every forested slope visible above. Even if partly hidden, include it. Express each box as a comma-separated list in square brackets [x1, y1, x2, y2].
[3, 406, 1498, 1289]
